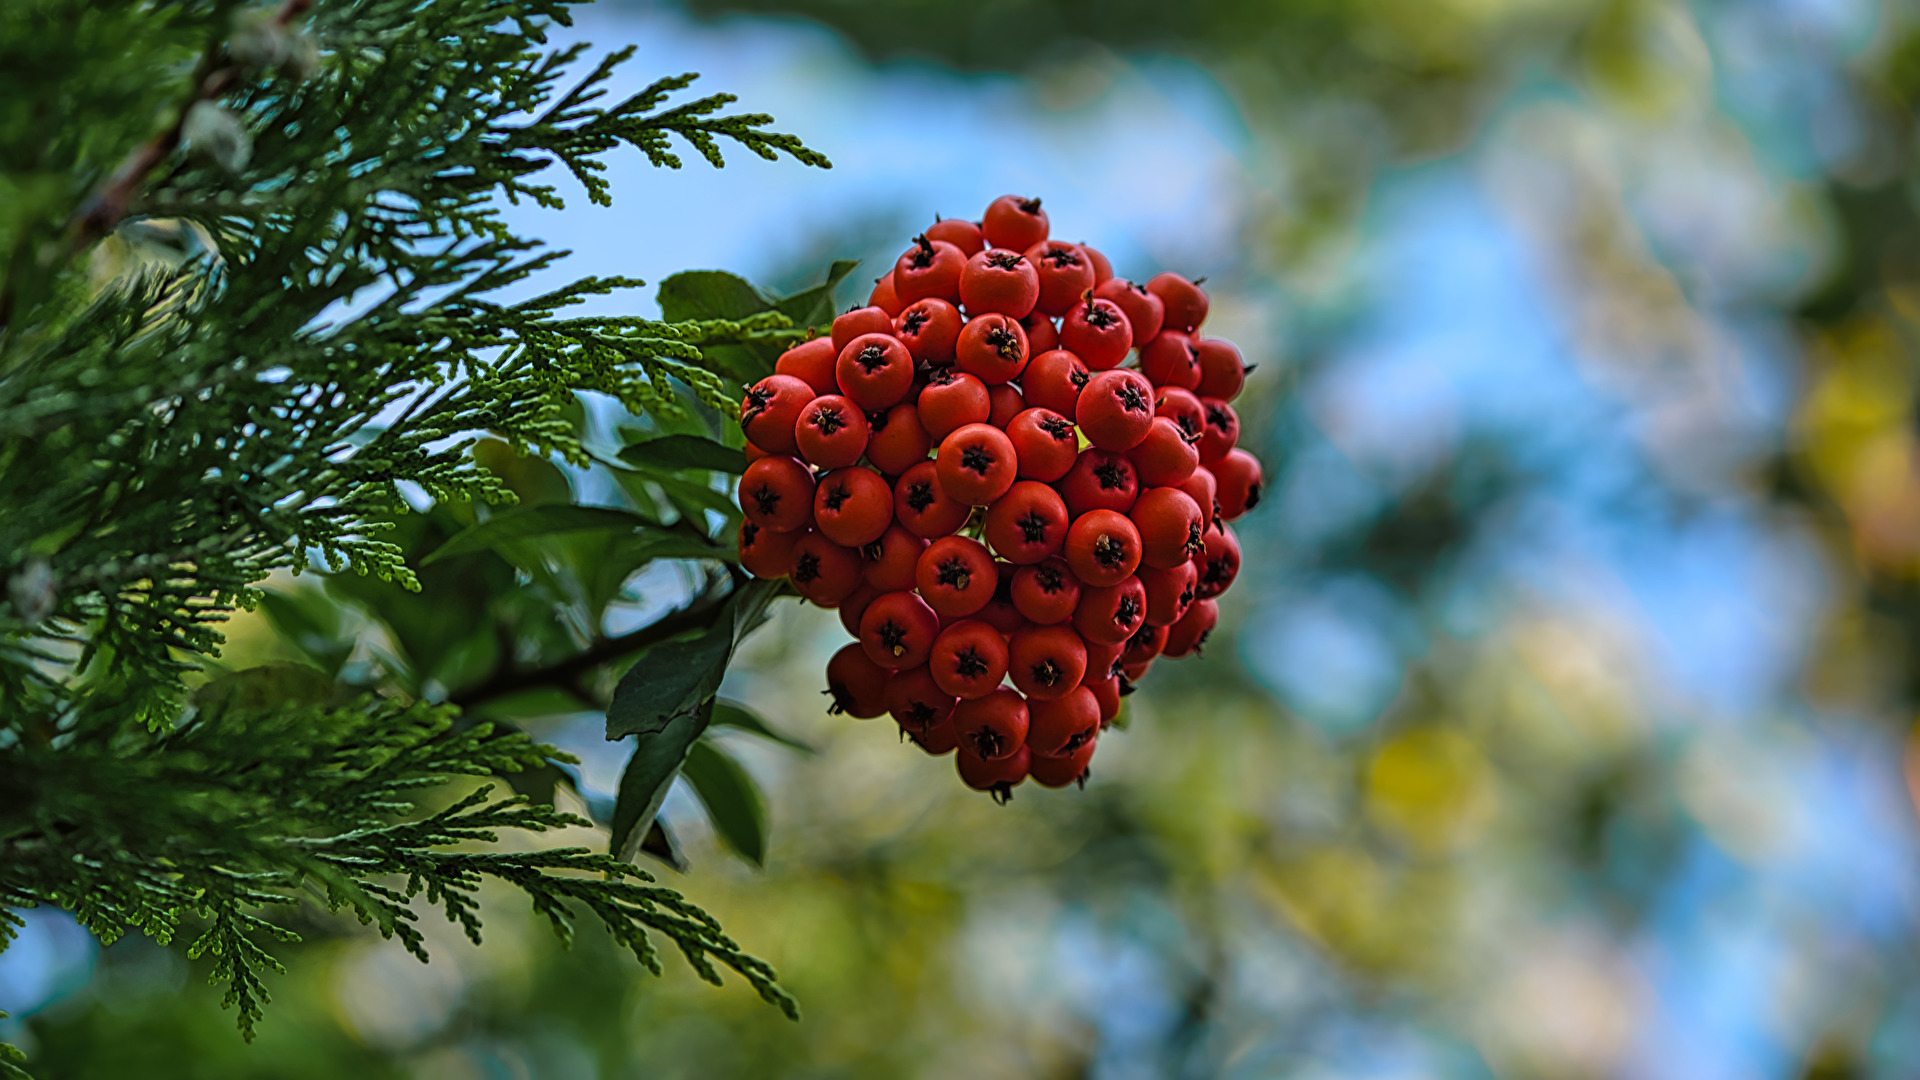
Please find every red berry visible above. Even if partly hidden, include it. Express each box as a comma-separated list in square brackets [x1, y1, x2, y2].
[865, 402, 932, 476]
[1122, 621, 1168, 667]
[1029, 735, 1097, 788]
[739, 374, 813, 455]
[988, 384, 1026, 429]
[775, 337, 839, 395]
[861, 523, 927, 592]
[838, 583, 878, 637]
[1139, 330, 1201, 390]
[927, 216, 986, 257]
[957, 743, 1030, 802]
[929, 620, 1011, 701]
[738, 519, 801, 580]
[1020, 349, 1089, 418]
[1178, 466, 1218, 536]
[952, 686, 1028, 759]
[1026, 685, 1100, 755]
[1020, 311, 1059, 354]
[1094, 278, 1165, 347]
[1084, 638, 1124, 684]
[1128, 416, 1199, 488]
[1194, 338, 1246, 400]
[1163, 597, 1217, 657]
[886, 664, 958, 733]
[1131, 486, 1204, 569]
[868, 274, 904, 317]
[740, 455, 815, 533]
[1198, 398, 1239, 464]
[831, 306, 895, 354]
[836, 333, 916, 411]
[1146, 272, 1208, 334]
[983, 480, 1069, 565]
[825, 643, 891, 718]
[973, 567, 1030, 636]
[744, 442, 771, 465]
[959, 248, 1040, 319]
[1011, 557, 1081, 625]
[982, 194, 1049, 254]
[918, 368, 992, 441]
[893, 460, 971, 538]
[906, 713, 961, 755]
[1154, 387, 1206, 442]
[892, 235, 965, 305]
[1084, 674, 1122, 724]
[794, 394, 871, 469]
[1194, 524, 1240, 599]
[1064, 509, 1142, 586]
[955, 312, 1030, 385]
[1005, 407, 1079, 482]
[812, 466, 893, 548]
[1073, 576, 1147, 646]
[1058, 295, 1133, 371]
[1075, 369, 1156, 451]
[915, 535, 997, 618]
[1081, 244, 1114, 285]
[1212, 448, 1262, 520]
[1008, 624, 1088, 701]
[894, 297, 963, 365]
[1137, 559, 1198, 627]
[1058, 448, 1140, 516]
[860, 589, 941, 670]
[1024, 240, 1096, 318]
[936, 422, 1018, 505]
[789, 532, 863, 606]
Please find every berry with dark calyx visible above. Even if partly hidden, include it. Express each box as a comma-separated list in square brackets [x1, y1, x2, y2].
[1020, 348, 1089, 417]
[789, 531, 864, 607]
[958, 743, 1030, 803]
[895, 297, 963, 365]
[795, 394, 871, 470]
[1058, 448, 1140, 516]
[959, 248, 1040, 319]
[740, 455, 816, 533]
[866, 402, 933, 476]
[868, 273, 905, 317]
[1122, 621, 1168, 667]
[893, 234, 966, 304]
[915, 534, 998, 618]
[1073, 576, 1148, 646]
[813, 466, 894, 548]
[1131, 486, 1205, 569]
[1026, 685, 1100, 756]
[1083, 638, 1124, 684]
[860, 589, 942, 670]
[1163, 597, 1218, 658]
[983, 194, 1049, 253]
[907, 714, 961, 755]
[1008, 624, 1089, 701]
[955, 312, 1030, 385]
[886, 664, 959, 733]
[738, 518, 803, 579]
[862, 523, 928, 592]
[1122, 658, 1154, 683]
[1080, 244, 1114, 285]
[1084, 673, 1122, 725]
[1194, 524, 1240, 599]
[1213, 448, 1263, 520]
[1058, 294, 1133, 371]
[1095, 277, 1165, 347]
[1194, 338, 1247, 400]
[1064, 509, 1142, 587]
[1198, 397, 1239, 464]
[825, 642, 891, 718]
[1146, 271, 1209, 334]
[739, 374, 813, 455]
[1006, 407, 1080, 482]
[1021, 311, 1059, 354]
[1024, 240, 1096, 318]
[1137, 559, 1199, 626]
[776, 337, 840, 395]
[836, 332, 916, 411]
[839, 583, 879, 637]
[894, 460, 971, 538]
[1128, 416, 1200, 488]
[952, 687, 1029, 762]
[1154, 387, 1206, 442]
[1139, 330, 1202, 390]
[973, 564, 1029, 635]
[1012, 556, 1081, 625]
[936, 422, 1019, 505]
[1075, 369, 1156, 451]
[1029, 735, 1097, 789]
[832, 306, 896, 353]
[1178, 466, 1218, 536]
[929, 619, 1011, 700]
[988, 384, 1026, 429]
[918, 368, 992, 441]
[983, 480, 1070, 565]
[927, 215, 986, 257]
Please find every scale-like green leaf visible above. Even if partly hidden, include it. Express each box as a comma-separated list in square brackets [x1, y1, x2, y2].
[420, 504, 648, 565]
[682, 738, 769, 866]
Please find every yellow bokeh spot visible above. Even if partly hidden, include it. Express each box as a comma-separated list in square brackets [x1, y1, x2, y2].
[1365, 725, 1497, 855]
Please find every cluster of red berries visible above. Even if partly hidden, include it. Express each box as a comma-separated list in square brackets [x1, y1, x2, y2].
[734, 194, 1261, 802]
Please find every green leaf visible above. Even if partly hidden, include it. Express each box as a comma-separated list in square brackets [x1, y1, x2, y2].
[612, 699, 714, 860]
[620, 433, 747, 474]
[630, 531, 739, 562]
[773, 259, 860, 331]
[193, 663, 336, 719]
[421, 504, 649, 565]
[638, 817, 689, 872]
[682, 739, 769, 866]
[711, 699, 813, 754]
[657, 270, 773, 322]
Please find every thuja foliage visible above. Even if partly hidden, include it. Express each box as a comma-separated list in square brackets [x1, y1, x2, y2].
[0, 0, 835, 1060]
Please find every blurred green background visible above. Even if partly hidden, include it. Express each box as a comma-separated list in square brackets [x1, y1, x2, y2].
[11, 0, 1920, 1076]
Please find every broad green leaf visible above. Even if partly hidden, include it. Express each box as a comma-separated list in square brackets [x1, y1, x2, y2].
[620, 433, 747, 474]
[421, 504, 648, 565]
[472, 438, 573, 505]
[630, 531, 739, 562]
[657, 270, 772, 322]
[682, 739, 769, 866]
[774, 259, 860, 331]
[712, 699, 813, 754]
[612, 699, 713, 860]
[194, 663, 335, 718]
[638, 816, 689, 872]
